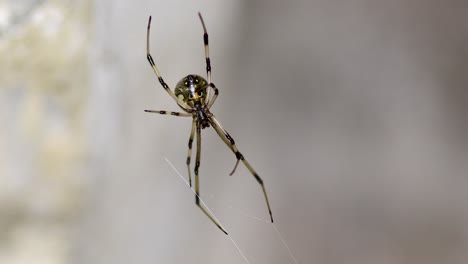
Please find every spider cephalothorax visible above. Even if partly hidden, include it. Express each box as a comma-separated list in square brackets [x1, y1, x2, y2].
[145, 13, 273, 235]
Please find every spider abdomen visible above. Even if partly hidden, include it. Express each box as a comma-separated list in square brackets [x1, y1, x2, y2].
[174, 74, 208, 108]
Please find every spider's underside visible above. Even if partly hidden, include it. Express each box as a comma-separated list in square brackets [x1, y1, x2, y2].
[145, 13, 273, 235]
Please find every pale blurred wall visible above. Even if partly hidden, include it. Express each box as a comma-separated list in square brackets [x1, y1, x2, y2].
[2, 0, 468, 264]
[1, 1, 90, 263]
[233, 1, 468, 264]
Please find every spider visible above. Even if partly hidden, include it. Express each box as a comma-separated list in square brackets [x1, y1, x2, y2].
[145, 13, 273, 235]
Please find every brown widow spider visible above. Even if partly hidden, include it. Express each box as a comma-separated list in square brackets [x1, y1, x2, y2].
[145, 13, 273, 234]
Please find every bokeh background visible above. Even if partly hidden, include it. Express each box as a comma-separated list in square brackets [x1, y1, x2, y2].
[1, 0, 468, 263]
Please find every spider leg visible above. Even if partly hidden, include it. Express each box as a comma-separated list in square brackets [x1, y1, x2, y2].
[185, 118, 196, 187]
[197, 13, 220, 109]
[194, 123, 228, 234]
[196, 82, 218, 109]
[209, 116, 274, 223]
[146, 16, 192, 111]
[198, 13, 211, 84]
[144, 110, 191, 117]
[206, 83, 219, 109]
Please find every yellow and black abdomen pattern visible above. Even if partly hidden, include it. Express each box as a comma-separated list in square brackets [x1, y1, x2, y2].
[174, 74, 208, 108]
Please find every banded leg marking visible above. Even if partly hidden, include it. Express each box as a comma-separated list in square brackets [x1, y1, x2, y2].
[186, 119, 196, 187]
[144, 110, 191, 117]
[146, 16, 191, 111]
[195, 123, 228, 234]
[206, 83, 219, 109]
[198, 13, 211, 84]
[210, 116, 274, 223]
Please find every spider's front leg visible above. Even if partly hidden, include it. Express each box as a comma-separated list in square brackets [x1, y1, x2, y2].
[194, 122, 228, 234]
[185, 118, 196, 187]
[209, 116, 274, 223]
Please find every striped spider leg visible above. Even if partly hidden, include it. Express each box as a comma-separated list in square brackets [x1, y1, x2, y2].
[145, 13, 273, 235]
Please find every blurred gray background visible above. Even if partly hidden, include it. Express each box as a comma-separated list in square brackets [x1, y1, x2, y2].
[2, 0, 468, 263]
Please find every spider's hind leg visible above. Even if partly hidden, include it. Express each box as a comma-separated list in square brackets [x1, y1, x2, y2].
[198, 12, 211, 84]
[146, 16, 191, 110]
[197, 14, 219, 109]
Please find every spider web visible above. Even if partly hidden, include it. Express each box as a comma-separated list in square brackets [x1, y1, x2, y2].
[164, 157, 299, 264]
